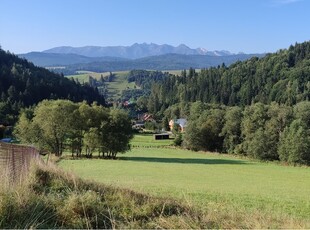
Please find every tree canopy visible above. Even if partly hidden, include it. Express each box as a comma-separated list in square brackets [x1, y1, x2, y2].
[14, 100, 133, 158]
[0, 48, 105, 125]
[144, 41, 310, 117]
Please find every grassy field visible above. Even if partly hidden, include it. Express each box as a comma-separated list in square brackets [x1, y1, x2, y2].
[131, 133, 174, 147]
[59, 135, 310, 227]
[104, 72, 136, 99]
[66, 71, 108, 83]
[1, 163, 209, 228]
[66, 69, 205, 100]
[66, 71, 136, 99]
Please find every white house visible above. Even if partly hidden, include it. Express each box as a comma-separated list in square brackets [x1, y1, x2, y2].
[169, 118, 187, 132]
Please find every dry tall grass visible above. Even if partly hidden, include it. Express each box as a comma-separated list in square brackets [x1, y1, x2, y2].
[0, 163, 210, 229]
[1, 161, 309, 229]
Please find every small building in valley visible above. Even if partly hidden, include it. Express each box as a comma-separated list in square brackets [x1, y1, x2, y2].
[154, 133, 170, 140]
[169, 118, 187, 132]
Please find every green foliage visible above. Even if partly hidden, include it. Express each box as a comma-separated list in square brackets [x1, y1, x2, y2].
[181, 101, 310, 164]
[220, 106, 242, 153]
[241, 103, 268, 158]
[143, 41, 310, 115]
[144, 121, 158, 131]
[278, 119, 310, 165]
[100, 109, 134, 158]
[14, 99, 133, 158]
[172, 123, 181, 135]
[162, 117, 170, 131]
[46, 53, 260, 74]
[293, 101, 310, 127]
[83, 127, 101, 158]
[0, 48, 105, 125]
[173, 133, 183, 146]
[184, 106, 225, 152]
[183, 121, 202, 151]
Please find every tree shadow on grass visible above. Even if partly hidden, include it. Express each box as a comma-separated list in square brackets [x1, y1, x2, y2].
[119, 156, 248, 165]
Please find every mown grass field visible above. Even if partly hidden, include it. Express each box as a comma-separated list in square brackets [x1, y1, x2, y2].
[104, 72, 136, 99]
[66, 71, 136, 99]
[59, 134, 310, 227]
[131, 133, 173, 146]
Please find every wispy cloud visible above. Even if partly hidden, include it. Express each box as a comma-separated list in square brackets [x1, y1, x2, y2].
[270, 0, 303, 6]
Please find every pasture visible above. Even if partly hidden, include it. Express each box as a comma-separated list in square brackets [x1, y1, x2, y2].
[59, 135, 310, 227]
[131, 133, 173, 147]
[66, 71, 136, 99]
[104, 72, 136, 99]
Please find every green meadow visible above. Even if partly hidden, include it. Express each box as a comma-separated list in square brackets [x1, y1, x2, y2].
[131, 133, 174, 146]
[59, 135, 310, 227]
[66, 71, 136, 99]
[66, 69, 203, 100]
[104, 72, 136, 99]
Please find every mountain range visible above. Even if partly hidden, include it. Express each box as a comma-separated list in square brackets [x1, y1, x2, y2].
[18, 43, 264, 73]
[42, 43, 235, 59]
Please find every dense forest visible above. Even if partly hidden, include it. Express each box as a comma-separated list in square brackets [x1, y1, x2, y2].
[141, 41, 310, 165]
[145, 41, 310, 114]
[166, 101, 310, 165]
[0, 48, 105, 125]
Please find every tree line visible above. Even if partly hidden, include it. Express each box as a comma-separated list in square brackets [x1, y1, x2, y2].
[14, 100, 133, 158]
[166, 101, 310, 165]
[137, 41, 310, 165]
[0, 48, 105, 125]
[145, 41, 310, 117]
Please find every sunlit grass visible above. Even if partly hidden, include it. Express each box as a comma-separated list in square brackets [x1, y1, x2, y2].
[66, 71, 136, 100]
[104, 73, 136, 99]
[0, 163, 207, 229]
[59, 147, 310, 225]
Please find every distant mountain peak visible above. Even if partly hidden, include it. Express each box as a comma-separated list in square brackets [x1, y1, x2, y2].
[42, 43, 236, 59]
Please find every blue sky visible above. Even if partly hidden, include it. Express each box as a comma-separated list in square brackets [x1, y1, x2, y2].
[0, 0, 309, 54]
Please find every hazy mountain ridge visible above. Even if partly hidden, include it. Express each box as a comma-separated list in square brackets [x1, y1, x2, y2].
[19, 43, 264, 72]
[49, 53, 264, 75]
[42, 43, 234, 59]
[19, 52, 128, 66]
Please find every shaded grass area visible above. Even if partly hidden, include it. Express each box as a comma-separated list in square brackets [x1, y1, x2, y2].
[131, 134, 173, 147]
[59, 148, 310, 228]
[0, 163, 210, 229]
[121, 156, 247, 165]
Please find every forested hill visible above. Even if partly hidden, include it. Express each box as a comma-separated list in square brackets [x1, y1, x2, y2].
[0, 48, 105, 125]
[147, 41, 310, 112]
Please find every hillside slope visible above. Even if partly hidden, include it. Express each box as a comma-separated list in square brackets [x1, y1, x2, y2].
[18, 52, 128, 66]
[0, 48, 105, 124]
[145, 41, 310, 109]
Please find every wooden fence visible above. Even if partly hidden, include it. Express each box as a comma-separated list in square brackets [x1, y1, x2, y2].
[0, 142, 42, 186]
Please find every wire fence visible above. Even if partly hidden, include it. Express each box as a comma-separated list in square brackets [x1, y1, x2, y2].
[0, 142, 42, 187]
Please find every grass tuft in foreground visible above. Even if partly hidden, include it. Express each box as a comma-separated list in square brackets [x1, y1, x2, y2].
[0, 163, 210, 229]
